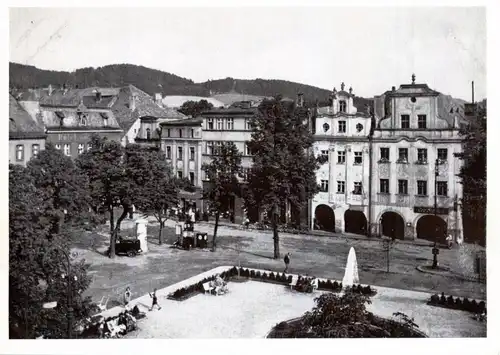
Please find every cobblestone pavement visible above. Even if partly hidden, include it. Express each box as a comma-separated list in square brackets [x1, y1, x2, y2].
[72, 216, 486, 308]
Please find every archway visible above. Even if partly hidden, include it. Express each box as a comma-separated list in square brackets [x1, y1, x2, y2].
[344, 210, 368, 236]
[380, 211, 405, 240]
[314, 205, 335, 232]
[416, 215, 447, 244]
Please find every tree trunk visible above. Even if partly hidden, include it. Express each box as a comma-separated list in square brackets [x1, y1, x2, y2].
[109, 206, 115, 258]
[212, 211, 220, 251]
[158, 220, 164, 245]
[109, 204, 129, 259]
[272, 206, 280, 259]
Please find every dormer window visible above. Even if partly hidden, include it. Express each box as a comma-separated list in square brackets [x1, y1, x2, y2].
[339, 100, 346, 113]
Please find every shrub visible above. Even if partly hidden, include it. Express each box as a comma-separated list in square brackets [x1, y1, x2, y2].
[255, 271, 261, 278]
[276, 322, 288, 330]
[430, 294, 439, 304]
[287, 275, 292, 283]
[470, 300, 478, 312]
[478, 301, 486, 313]
[318, 280, 326, 289]
[454, 298, 462, 307]
[439, 292, 446, 304]
[326, 280, 333, 290]
[463, 298, 470, 310]
[262, 272, 268, 280]
[331, 281, 338, 290]
[242, 268, 249, 277]
[446, 295, 455, 307]
[363, 286, 371, 295]
[229, 266, 238, 276]
[250, 270, 256, 278]
[270, 272, 276, 280]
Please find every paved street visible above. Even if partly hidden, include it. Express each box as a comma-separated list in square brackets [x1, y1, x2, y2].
[72, 217, 485, 309]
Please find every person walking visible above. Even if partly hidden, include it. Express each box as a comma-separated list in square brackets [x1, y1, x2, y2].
[446, 234, 453, 249]
[149, 288, 162, 311]
[284, 252, 291, 273]
[124, 287, 132, 308]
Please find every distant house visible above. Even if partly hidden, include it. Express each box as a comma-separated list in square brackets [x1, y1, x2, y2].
[9, 94, 46, 166]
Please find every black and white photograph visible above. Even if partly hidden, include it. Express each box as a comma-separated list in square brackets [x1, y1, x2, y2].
[3, 3, 495, 354]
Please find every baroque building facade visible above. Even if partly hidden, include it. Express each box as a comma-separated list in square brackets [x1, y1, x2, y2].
[371, 75, 463, 243]
[311, 83, 373, 234]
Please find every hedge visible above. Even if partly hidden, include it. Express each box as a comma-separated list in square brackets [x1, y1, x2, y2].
[428, 292, 486, 314]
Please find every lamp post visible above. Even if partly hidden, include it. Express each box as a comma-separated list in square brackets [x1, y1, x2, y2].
[432, 158, 440, 269]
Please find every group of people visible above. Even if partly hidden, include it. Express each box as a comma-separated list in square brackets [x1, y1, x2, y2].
[294, 276, 318, 293]
[210, 274, 229, 295]
[95, 309, 138, 339]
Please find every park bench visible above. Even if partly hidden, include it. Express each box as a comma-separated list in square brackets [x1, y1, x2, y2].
[311, 278, 319, 292]
[97, 295, 109, 312]
[289, 275, 298, 290]
[202, 281, 215, 295]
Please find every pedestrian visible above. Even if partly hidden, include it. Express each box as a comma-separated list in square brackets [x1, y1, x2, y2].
[284, 252, 291, 273]
[149, 288, 162, 311]
[446, 234, 453, 249]
[124, 287, 132, 308]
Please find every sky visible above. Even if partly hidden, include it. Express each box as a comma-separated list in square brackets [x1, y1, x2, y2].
[9, 7, 486, 100]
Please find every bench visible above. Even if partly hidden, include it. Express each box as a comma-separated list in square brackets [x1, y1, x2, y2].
[289, 275, 298, 290]
[202, 282, 215, 294]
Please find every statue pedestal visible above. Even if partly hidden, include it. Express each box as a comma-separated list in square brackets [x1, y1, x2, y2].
[135, 218, 148, 253]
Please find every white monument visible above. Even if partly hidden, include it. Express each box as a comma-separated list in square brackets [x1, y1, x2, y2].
[342, 247, 359, 289]
[135, 218, 148, 253]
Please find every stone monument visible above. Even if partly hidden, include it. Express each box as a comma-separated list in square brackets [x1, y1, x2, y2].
[342, 247, 359, 289]
[135, 218, 148, 253]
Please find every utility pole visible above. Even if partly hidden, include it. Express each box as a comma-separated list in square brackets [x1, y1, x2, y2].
[432, 158, 440, 269]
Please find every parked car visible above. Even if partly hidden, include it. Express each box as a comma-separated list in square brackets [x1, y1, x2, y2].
[107, 239, 142, 257]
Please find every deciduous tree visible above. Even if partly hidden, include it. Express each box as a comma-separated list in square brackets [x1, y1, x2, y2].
[202, 142, 242, 251]
[178, 99, 214, 117]
[246, 97, 323, 259]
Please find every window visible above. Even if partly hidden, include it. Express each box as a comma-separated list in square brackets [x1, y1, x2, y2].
[178, 129, 183, 138]
[63, 144, 71, 156]
[77, 144, 84, 155]
[189, 172, 195, 185]
[226, 118, 234, 130]
[246, 119, 252, 131]
[86, 144, 92, 152]
[189, 146, 195, 161]
[177, 146, 183, 160]
[417, 180, 427, 196]
[417, 115, 427, 129]
[380, 147, 390, 161]
[354, 151, 363, 165]
[338, 120, 346, 133]
[206, 141, 214, 155]
[167, 129, 171, 138]
[32, 144, 40, 157]
[398, 179, 408, 195]
[216, 118, 223, 130]
[438, 148, 448, 161]
[166, 146, 172, 159]
[437, 181, 448, 196]
[320, 180, 329, 192]
[380, 179, 390, 194]
[337, 151, 346, 164]
[191, 129, 195, 138]
[177, 171, 183, 179]
[55, 144, 61, 150]
[398, 148, 408, 163]
[401, 115, 410, 129]
[337, 181, 345, 194]
[207, 118, 214, 130]
[339, 100, 346, 113]
[417, 149, 428, 164]
[16, 145, 24, 161]
[353, 182, 362, 195]
[320, 150, 329, 163]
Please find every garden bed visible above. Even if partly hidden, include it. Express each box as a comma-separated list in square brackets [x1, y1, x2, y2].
[427, 292, 486, 314]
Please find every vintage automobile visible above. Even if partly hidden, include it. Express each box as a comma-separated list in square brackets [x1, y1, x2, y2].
[107, 239, 142, 257]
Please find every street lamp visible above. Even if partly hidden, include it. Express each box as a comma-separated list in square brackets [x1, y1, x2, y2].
[432, 158, 440, 269]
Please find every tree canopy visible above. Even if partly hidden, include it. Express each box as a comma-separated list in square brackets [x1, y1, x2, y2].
[178, 100, 214, 117]
[245, 97, 323, 258]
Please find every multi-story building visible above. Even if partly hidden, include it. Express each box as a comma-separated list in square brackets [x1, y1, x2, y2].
[200, 103, 258, 223]
[136, 116, 204, 212]
[311, 83, 373, 234]
[9, 94, 46, 166]
[370, 75, 463, 243]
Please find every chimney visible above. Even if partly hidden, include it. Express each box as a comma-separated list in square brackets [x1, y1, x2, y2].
[297, 93, 304, 107]
[155, 93, 163, 107]
[48, 84, 53, 96]
[130, 94, 137, 111]
[392, 86, 396, 92]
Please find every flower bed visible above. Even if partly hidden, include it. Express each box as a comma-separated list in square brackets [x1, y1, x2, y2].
[167, 267, 239, 301]
[427, 292, 487, 314]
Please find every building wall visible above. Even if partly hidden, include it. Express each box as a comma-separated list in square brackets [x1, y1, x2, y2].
[9, 138, 46, 166]
[47, 130, 124, 159]
[122, 119, 141, 146]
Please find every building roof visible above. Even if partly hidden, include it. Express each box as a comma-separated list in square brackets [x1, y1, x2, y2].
[111, 85, 186, 133]
[40, 107, 121, 131]
[9, 94, 46, 139]
[387, 83, 440, 98]
[160, 118, 203, 126]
